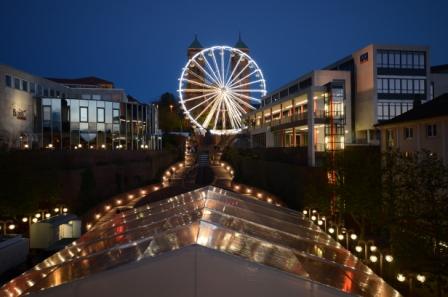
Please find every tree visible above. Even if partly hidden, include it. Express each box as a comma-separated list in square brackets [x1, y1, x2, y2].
[383, 150, 448, 297]
[156, 92, 190, 133]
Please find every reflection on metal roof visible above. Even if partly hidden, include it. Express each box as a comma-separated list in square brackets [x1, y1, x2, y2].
[0, 186, 401, 297]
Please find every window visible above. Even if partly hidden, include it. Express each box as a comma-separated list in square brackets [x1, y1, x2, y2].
[5, 75, 12, 87]
[30, 82, 36, 94]
[404, 127, 413, 139]
[97, 107, 105, 123]
[44, 88, 49, 97]
[113, 109, 120, 123]
[14, 78, 20, 89]
[22, 80, 28, 92]
[426, 124, 437, 137]
[80, 107, 88, 122]
[37, 85, 43, 96]
[50, 89, 55, 97]
[43, 106, 51, 121]
[376, 50, 425, 69]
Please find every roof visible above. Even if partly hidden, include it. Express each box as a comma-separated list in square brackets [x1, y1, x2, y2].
[126, 94, 142, 104]
[431, 64, 448, 73]
[234, 33, 248, 49]
[0, 186, 401, 297]
[188, 34, 203, 49]
[376, 93, 448, 126]
[46, 76, 114, 87]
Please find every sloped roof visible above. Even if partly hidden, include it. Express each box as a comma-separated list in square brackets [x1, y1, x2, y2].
[235, 33, 249, 49]
[46, 76, 114, 87]
[188, 34, 203, 49]
[376, 93, 448, 126]
[0, 186, 401, 297]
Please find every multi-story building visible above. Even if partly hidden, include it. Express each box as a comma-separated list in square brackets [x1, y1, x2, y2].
[245, 70, 352, 166]
[376, 93, 448, 164]
[0, 64, 161, 150]
[244, 44, 448, 166]
[326, 44, 432, 144]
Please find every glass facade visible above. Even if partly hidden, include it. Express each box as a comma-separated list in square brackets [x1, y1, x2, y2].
[376, 50, 425, 69]
[37, 97, 157, 150]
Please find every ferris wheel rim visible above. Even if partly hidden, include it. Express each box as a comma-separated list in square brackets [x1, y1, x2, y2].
[178, 45, 267, 135]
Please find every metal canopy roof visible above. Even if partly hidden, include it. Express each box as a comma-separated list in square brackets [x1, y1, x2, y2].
[0, 186, 401, 297]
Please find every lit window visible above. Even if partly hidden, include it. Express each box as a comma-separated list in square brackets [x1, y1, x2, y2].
[43, 106, 51, 121]
[113, 109, 120, 123]
[80, 107, 88, 122]
[97, 108, 105, 123]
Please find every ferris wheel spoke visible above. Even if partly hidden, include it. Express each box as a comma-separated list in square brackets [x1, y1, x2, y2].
[225, 96, 243, 125]
[222, 98, 238, 130]
[200, 52, 221, 86]
[228, 69, 259, 88]
[181, 88, 216, 93]
[231, 89, 266, 93]
[213, 99, 224, 130]
[227, 95, 249, 115]
[230, 91, 262, 103]
[203, 95, 222, 128]
[182, 92, 216, 103]
[226, 60, 252, 87]
[228, 93, 258, 111]
[186, 69, 216, 87]
[226, 54, 243, 87]
[220, 48, 225, 87]
[181, 78, 216, 89]
[230, 79, 265, 89]
[192, 94, 220, 122]
[223, 49, 232, 84]
[193, 58, 220, 87]
[210, 50, 224, 86]
[188, 92, 219, 113]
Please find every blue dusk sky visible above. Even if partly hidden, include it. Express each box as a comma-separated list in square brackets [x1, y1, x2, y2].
[1, 0, 447, 102]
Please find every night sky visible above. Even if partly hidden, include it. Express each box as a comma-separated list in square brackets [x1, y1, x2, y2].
[1, 0, 447, 102]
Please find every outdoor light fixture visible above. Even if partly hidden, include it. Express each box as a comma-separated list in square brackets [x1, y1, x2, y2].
[8, 224, 16, 230]
[54, 208, 59, 213]
[101, 144, 106, 149]
[369, 255, 378, 263]
[328, 227, 335, 234]
[397, 273, 406, 282]
[128, 194, 134, 199]
[105, 205, 111, 211]
[45, 213, 51, 219]
[86, 224, 92, 230]
[22, 217, 28, 223]
[317, 220, 323, 226]
[62, 208, 68, 213]
[355, 245, 363, 253]
[141, 190, 147, 195]
[370, 245, 378, 252]
[337, 234, 344, 241]
[32, 218, 38, 223]
[385, 255, 394, 263]
[416, 274, 426, 283]
[95, 214, 101, 220]
[267, 198, 273, 203]
[116, 199, 122, 205]
[350, 233, 358, 240]
[35, 213, 41, 218]
[311, 215, 317, 221]
[302, 210, 308, 215]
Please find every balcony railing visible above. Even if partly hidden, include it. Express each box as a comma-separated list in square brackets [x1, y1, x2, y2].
[251, 110, 326, 129]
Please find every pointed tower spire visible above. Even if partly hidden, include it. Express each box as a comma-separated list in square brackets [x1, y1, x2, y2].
[188, 34, 203, 49]
[235, 32, 248, 49]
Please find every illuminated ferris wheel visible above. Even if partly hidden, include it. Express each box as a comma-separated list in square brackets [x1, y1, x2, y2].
[178, 46, 267, 135]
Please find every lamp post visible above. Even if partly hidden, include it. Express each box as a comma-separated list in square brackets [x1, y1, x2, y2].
[0, 220, 16, 235]
[396, 272, 426, 297]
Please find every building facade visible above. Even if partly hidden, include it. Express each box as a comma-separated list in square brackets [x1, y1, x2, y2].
[326, 44, 448, 144]
[245, 70, 352, 166]
[0, 64, 161, 150]
[376, 93, 448, 164]
[244, 44, 448, 166]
